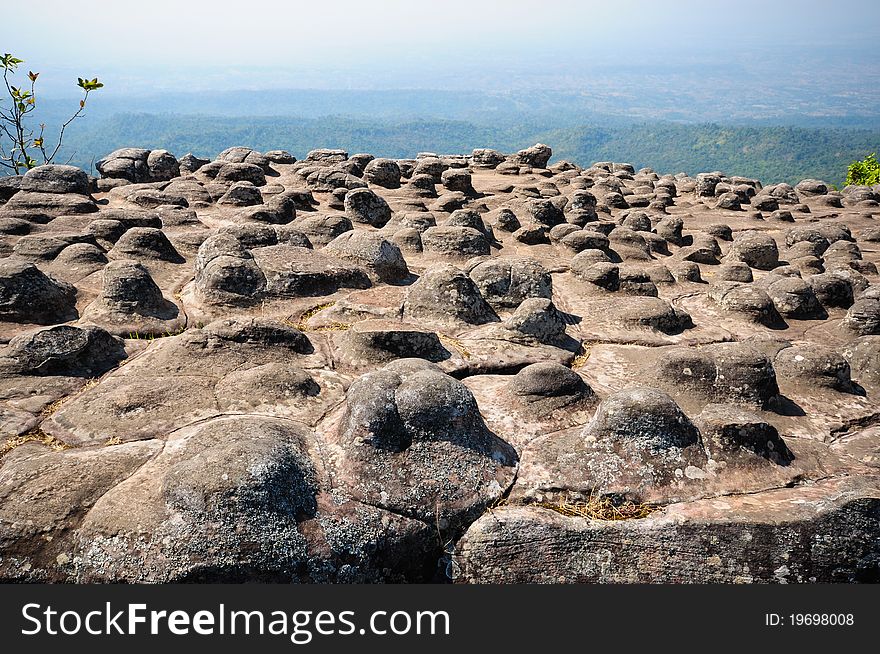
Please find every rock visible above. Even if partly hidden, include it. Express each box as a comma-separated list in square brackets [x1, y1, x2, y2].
[178, 153, 210, 174]
[323, 231, 409, 283]
[767, 277, 825, 319]
[344, 188, 392, 227]
[95, 148, 151, 182]
[0, 324, 125, 376]
[725, 231, 779, 270]
[0, 260, 77, 324]
[1, 191, 97, 219]
[709, 282, 785, 327]
[715, 192, 742, 210]
[337, 362, 516, 522]
[403, 264, 498, 326]
[290, 214, 351, 247]
[404, 174, 438, 198]
[844, 299, 880, 336]
[655, 216, 684, 245]
[508, 362, 593, 411]
[251, 245, 371, 298]
[339, 320, 448, 365]
[0, 175, 23, 201]
[775, 345, 853, 392]
[362, 158, 401, 188]
[695, 173, 721, 197]
[769, 209, 794, 222]
[216, 162, 266, 186]
[715, 262, 754, 282]
[468, 258, 552, 309]
[20, 165, 91, 195]
[305, 148, 348, 164]
[697, 404, 792, 464]
[560, 230, 610, 253]
[471, 148, 505, 168]
[618, 267, 658, 296]
[509, 143, 552, 168]
[422, 226, 490, 257]
[441, 169, 475, 194]
[218, 181, 263, 206]
[265, 150, 295, 164]
[110, 227, 184, 263]
[303, 167, 366, 192]
[796, 179, 828, 195]
[573, 261, 619, 290]
[146, 150, 180, 181]
[456, 478, 880, 583]
[808, 273, 854, 309]
[503, 298, 567, 343]
[83, 260, 181, 334]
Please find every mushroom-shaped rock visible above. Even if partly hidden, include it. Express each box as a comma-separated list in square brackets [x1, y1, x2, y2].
[0, 259, 77, 324]
[293, 214, 353, 247]
[337, 362, 517, 521]
[323, 231, 409, 283]
[421, 226, 490, 257]
[767, 277, 825, 319]
[84, 260, 181, 334]
[844, 298, 880, 336]
[0, 324, 125, 377]
[725, 231, 780, 270]
[251, 245, 371, 298]
[194, 234, 266, 306]
[709, 282, 785, 327]
[403, 264, 498, 326]
[775, 345, 853, 392]
[362, 158, 401, 188]
[20, 165, 91, 195]
[508, 362, 593, 411]
[696, 404, 793, 464]
[109, 227, 184, 263]
[509, 143, 552, 168]
[468, 257, 552, 309]
[218, 181, 263, 206]
[527, 387, 710, 502]
[344, 188, 392, 227]
[503, 298, 568, 343]
[339, 320, 449, 365]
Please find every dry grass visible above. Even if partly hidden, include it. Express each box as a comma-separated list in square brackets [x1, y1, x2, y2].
[40, 378, 99, 417]
[126, 325, 189, 340]
[439, 333, 471, 359]
[494, 494, 657, 521]
[289, 302, 338, 332]
[309, 322, 351, 333]
[532, 497, 656, 521]
[570, 342, 592, 369]
[104, 435, 122, 446]
[0, 429, 71, 459]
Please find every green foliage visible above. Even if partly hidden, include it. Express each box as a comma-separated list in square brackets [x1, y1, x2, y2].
[0, 52, 103, 173]
[46, 113, 880, 186]
[845, 153, 880, 187]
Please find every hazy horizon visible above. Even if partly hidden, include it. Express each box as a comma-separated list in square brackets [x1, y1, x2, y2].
[4, 1, 879, 183]
[6, 0, 880, 98]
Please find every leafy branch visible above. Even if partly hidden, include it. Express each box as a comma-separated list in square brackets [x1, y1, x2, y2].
[0, 53, 103, 174]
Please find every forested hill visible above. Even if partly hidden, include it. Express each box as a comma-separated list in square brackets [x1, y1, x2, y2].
[41, 113, 880, 186]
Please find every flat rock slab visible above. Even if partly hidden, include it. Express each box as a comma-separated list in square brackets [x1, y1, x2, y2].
[456, 476, 880, 583]
[0, 155, 878, 583]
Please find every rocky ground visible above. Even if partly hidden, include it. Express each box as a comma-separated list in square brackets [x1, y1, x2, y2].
[0, 144, 878, 583]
